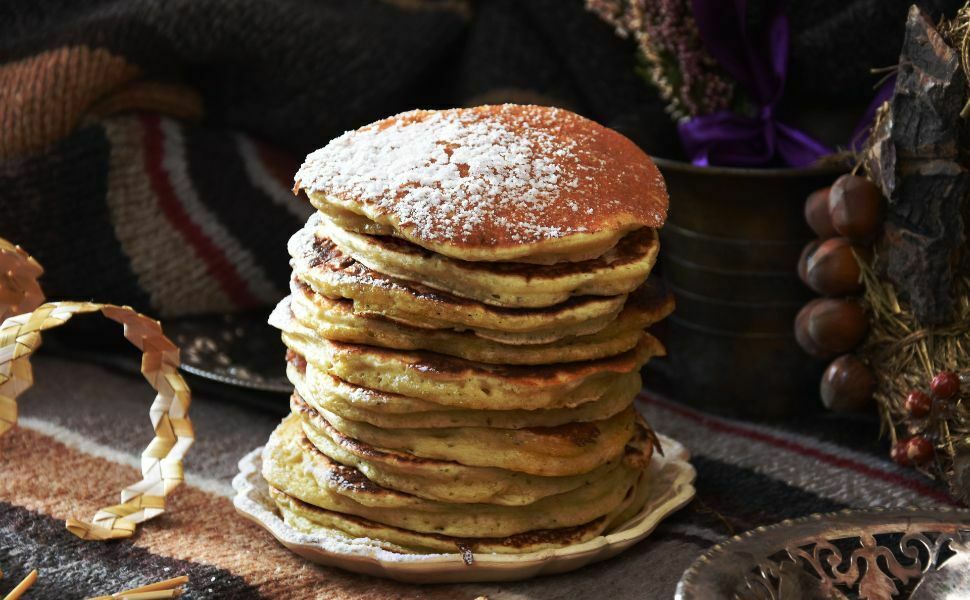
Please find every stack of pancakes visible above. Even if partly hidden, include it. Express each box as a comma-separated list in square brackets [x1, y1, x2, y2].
[263, 104, 672, 555]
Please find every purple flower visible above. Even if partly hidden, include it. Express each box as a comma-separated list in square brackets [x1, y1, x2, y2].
[587, 0, 735, 120]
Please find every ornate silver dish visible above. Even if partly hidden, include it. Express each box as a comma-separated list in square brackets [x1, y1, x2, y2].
[676, 508, 970, 600]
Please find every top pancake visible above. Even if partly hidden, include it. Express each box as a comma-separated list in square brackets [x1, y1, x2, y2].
[294, 104, 668, 263]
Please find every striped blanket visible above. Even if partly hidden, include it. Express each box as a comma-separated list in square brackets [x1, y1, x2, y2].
[1, 355, 955, 599]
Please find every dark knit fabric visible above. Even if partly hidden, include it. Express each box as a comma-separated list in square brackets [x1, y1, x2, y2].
[0, 0, 962, 317]
[783, 0, 962, 103]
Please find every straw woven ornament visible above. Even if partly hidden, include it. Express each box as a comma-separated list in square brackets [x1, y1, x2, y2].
[0, 237, 194, 541]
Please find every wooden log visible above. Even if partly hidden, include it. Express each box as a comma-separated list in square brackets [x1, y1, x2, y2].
[864, 6, 970, 325]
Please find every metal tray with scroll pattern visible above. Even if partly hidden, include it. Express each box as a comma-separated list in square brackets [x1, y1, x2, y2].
[676, 508, 970, 600]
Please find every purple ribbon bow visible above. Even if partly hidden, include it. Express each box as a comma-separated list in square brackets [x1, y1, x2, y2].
[678, 0, 831, 168]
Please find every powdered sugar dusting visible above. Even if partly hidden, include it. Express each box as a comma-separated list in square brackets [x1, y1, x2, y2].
[298, 106, 583, 243]
[296, 105, 667, 247]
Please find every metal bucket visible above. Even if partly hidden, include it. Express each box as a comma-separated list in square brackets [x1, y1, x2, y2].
[653, 158, 844, 418]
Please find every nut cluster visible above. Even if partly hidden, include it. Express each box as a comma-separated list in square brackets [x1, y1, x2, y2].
[795, 174, 885, 412]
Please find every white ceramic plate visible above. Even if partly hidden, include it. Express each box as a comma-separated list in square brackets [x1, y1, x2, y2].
[233, 433, 696, 583]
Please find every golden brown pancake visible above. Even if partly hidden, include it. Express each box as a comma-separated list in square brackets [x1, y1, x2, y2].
[270, 486, 637, 555]
[263, 413, 645, 538]
[270, 299, 664, 410]
[316, 212, 659, 308]
[301, 396, 638, 477]
[291, 392, 655, 505]
[288, 225, 627, 344]
[294, 104, 668, 263]
[287, 276, 674, 364]
[286, 357, 641, 429]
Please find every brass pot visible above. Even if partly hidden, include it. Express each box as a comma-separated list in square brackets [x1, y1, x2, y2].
[653, 157, 845, 418]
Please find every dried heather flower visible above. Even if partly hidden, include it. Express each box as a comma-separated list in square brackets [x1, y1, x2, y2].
[586, 0, 734, 120]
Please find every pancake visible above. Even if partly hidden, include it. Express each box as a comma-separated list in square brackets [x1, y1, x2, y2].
[270, 485, 639, 555]
[294, 395, 654, 505]
[270, 299, 664, 410]
[317, 212, 659, 308]
[266, 103, 674, 559]
[300, 395, 637, 477]
[294, 104, 668, 264]
[288, 225, 626, 344]
[287, 277, 674, 365]
[263, 413, 645, 538]
[287, 358, 640, 429]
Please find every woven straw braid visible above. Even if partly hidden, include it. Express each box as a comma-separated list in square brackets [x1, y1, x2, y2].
[0, 239, 194, 541]
[0, 239, 44, 324]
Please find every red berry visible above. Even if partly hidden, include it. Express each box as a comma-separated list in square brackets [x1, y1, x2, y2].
[930, 371, 960, 399]
[904, 390, 933, 417]
[891, 441, 912, 466]
[905, 436, 934, 465]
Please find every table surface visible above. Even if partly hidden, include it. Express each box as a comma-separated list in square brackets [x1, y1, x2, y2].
[0, 355, 956, 599]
